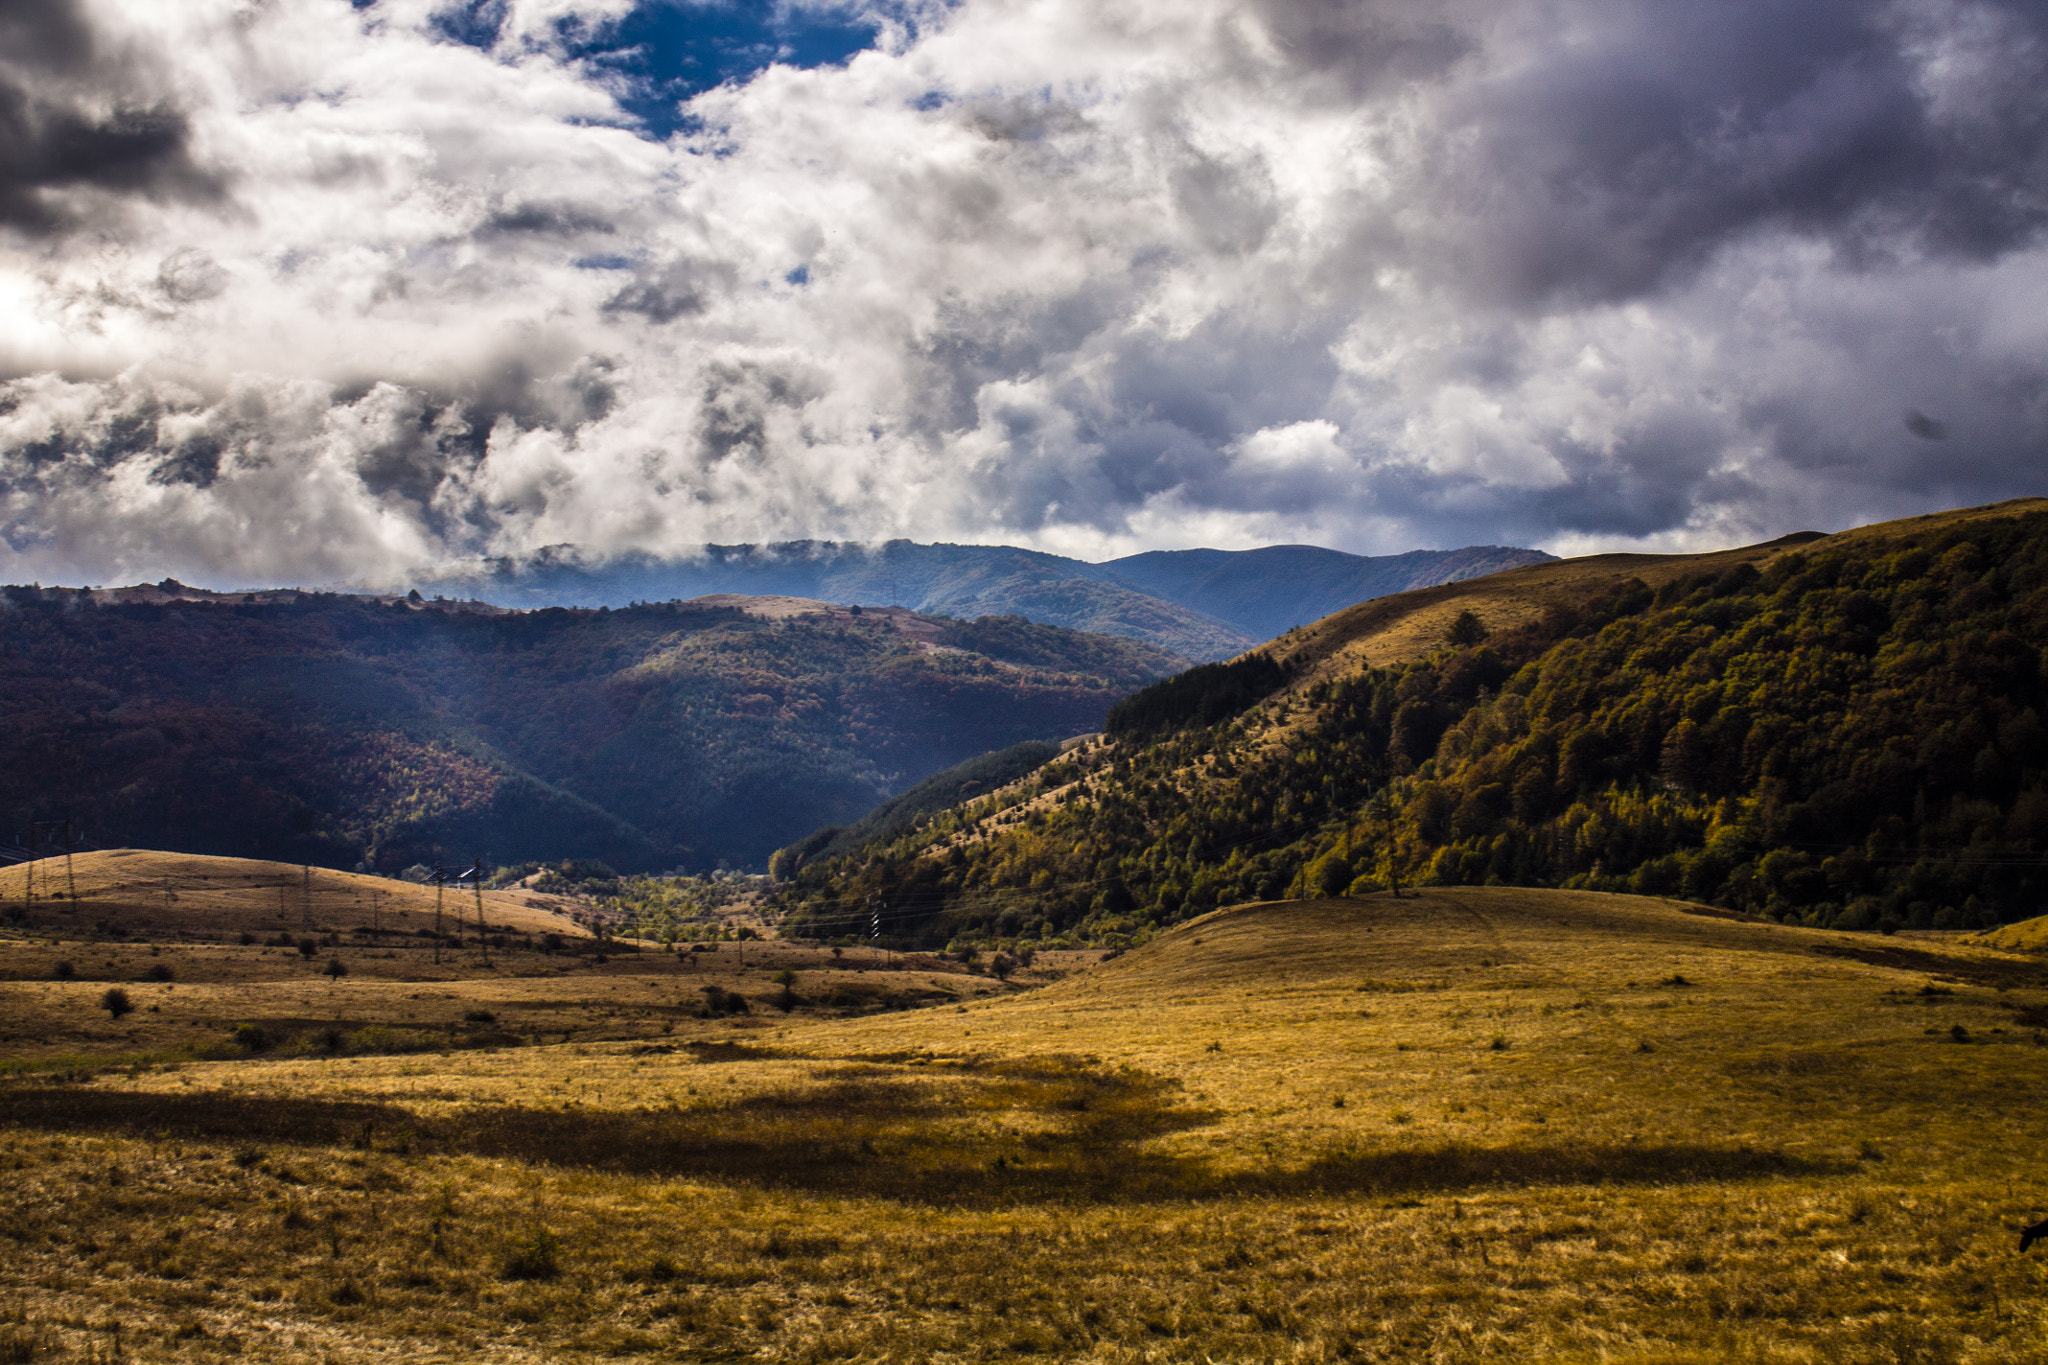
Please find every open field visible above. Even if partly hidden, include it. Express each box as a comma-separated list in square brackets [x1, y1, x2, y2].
[0, 851, 1027, 1063]
[4, 883, 2048, 1362]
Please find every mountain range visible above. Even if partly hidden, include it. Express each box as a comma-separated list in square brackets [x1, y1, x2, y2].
[0, 587, 1178, 874]
[777, 498, 2048, 943]
[417, 541, 1553, 660]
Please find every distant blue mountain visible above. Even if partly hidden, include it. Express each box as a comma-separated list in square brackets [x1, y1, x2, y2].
[419, 540, 1554, 661]
[1102, 544, 1555, 644]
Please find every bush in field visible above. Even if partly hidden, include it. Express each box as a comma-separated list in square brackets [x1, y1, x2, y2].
[503, 1226, 562, 1280]
[233, 1023, 270, 1052]
[699, 986, 750, 1017]
[99, 988, 132, 1020]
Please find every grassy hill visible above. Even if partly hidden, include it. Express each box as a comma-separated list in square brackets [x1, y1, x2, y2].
[1, 848, 591, 943]
[421, 538, 1555, 661]
[0, 587, 1179, 875]
[0, 884, 2041, 1361]
[778, 498, 2048, 944]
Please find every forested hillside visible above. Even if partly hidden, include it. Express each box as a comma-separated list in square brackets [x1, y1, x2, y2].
[779, 500, 2048, 944]
[0, 590, 1177, 874]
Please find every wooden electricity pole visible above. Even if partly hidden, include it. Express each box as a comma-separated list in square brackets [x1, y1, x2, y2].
[472, 856, 490, 968]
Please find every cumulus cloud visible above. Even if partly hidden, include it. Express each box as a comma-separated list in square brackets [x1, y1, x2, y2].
[1, 0, 2045, 587]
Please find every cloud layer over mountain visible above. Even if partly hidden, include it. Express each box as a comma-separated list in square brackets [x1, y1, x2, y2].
[2, 0, 2044, 587]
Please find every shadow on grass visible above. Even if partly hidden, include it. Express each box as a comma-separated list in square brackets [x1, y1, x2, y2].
[0, 1057, 1847, 1204]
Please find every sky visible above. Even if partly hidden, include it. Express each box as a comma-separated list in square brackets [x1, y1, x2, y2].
[0, 0, 2044, 588]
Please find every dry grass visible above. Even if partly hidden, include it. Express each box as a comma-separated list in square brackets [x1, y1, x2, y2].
[5, 884, 2048, 1361]
[1967, 912, 2048, 955]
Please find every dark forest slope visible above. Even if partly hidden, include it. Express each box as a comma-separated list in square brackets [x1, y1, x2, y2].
[778, 499, 2048, 944]
[0, 590, 1178, 874]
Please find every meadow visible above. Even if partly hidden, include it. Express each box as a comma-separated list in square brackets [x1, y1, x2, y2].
[4, 863, 2047, 1362]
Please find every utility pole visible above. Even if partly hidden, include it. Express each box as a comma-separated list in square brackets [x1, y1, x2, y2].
[433, 864, 446, 966]
[471, 855, 490, 968]
[62, 818, 77, 906]
[21, 825, 32, 910]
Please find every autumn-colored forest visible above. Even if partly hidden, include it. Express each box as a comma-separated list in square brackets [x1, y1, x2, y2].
[785, 507, 2048, 942]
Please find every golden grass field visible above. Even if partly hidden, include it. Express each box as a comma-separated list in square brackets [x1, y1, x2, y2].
[6, 864, 2048, 1363]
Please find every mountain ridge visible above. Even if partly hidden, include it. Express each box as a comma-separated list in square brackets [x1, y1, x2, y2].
[415, 539, 1556, 660]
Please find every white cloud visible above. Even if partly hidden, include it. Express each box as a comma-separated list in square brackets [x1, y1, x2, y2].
[0, 0, 2044, 586]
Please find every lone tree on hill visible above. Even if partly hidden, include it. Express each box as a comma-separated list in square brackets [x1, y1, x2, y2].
[1446, 609, 1489, 647]
[99, 987, 132, 1020]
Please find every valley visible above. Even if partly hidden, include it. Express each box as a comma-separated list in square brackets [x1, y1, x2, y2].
[9, 501, 2048, 1363]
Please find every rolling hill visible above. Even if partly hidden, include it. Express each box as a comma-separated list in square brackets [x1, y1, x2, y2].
[417, 539, 1555, 660]
[0, 587, 1179, 876]
[778, 497, 2048, 944]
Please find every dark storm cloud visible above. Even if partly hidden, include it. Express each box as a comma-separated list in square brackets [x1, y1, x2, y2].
[1403, 0, 2048, 306]
[0, 0, 223, 236]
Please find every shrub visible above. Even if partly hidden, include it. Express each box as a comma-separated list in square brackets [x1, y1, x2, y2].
[503, 1226, 562, 1280]
[1950, 1024, 1971, 1043]
[52, 961, 72, 980]
[233, 1023, 270, 1052]
[237, 932, 256, 945]
[698, 985, 750, 1017]
[323, 958, 348, 980]
[297, 938, 318, 959]
[99, 988, 133, 1020]
[145, 963, 174, 982]
[464, 1009, 496, 1024]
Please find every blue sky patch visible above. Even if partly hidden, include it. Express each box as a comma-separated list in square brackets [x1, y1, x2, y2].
[555, 2, 890, 139]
